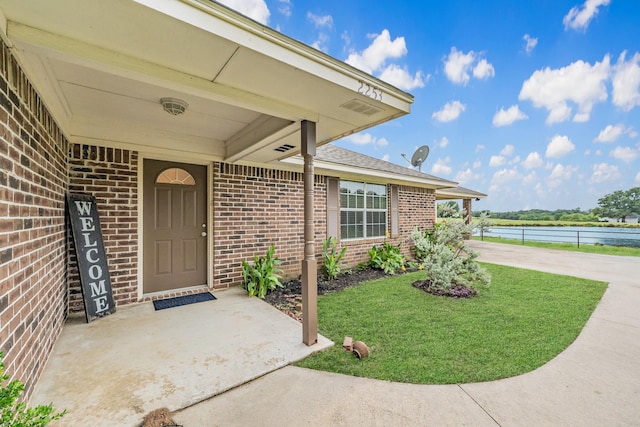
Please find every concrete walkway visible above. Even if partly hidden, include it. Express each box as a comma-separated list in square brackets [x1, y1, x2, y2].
[31, 287, 332, 427]
[175, 242, 640, 426]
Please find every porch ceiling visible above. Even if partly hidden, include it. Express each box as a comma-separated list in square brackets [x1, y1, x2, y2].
[0, 0, 413, 164]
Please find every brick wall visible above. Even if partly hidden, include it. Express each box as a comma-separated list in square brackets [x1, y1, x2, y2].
[0, 41, 68, 399]
[212, 167, 437, 286]
[212, 163, 327, 289]
[67, 145, 139, 311]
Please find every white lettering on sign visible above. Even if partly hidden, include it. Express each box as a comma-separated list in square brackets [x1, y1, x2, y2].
[86, 248, 99, 263]
[74, 200, 93, 215]
[88, 264, 103, 280]
[80, 217, 95, 232]
[74, 198, 110, 315]
[89, 280, 107, 298]
[94, 296, 109, 313]
[82, 232, 97, 247]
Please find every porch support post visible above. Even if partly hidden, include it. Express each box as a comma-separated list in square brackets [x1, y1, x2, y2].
[301, 120, 318, 345]
[463, 198, 472, 225]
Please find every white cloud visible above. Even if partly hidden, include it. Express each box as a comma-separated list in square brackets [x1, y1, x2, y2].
[491, 168, 521, 184]
[311, 32, 330, 53]
[443, 47, 494, 85]
[547, 164, 578, 188]
[594, 124, 625, 143]
[345, 29, 424, 90]
[307, 12, 333, 28]
[473, 160, 482, 168]
[475, 144, 486, 152]
[431, 157, 452, 176]
[454, 168, 480, 184]
[381, 154, 390, 162]
[590, 162, 621, 183]
[609, 146, 639, 162]
[563, 0, 610, 31]
[444, 47, 475, 85]
[432, 100, 466, 122]
[436, 136, 449, 148]
[345, 29, 407, 74]
[523, 171, 538, 184]
[612, 51, 640, 111]
[523, 34, 538, 54]
[636, 172, 640, 183]
[277, 0, 291, 17]
[522, 152, 544, 169]
[500, 144, 515, 157]
[510, 155, 521, 164]
[492, 105, 528, 127]
[546, 135, 576, 158]
[519, 56, 610, 124]
[218, 0, 270, 24]
[378, 64, 427, 90]
[473, 59, 495, 80]
[343, 133, 388, 147]
[489, 155, 506, 167]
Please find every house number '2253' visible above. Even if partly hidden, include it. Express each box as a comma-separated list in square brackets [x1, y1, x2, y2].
[357, 81, 383, 101]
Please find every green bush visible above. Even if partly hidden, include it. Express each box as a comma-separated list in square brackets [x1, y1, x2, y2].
[368, 241, 405, 274]
[322, 237, 347, 280]
[242, 245, 283, 299]
[410, 221, 490, 292]
[1, 352, 66, 426]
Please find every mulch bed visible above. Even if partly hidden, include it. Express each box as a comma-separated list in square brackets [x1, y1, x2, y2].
[264, 268, 478, 322]
[264, 268, 388, 321]
[412, 280, 478, 298]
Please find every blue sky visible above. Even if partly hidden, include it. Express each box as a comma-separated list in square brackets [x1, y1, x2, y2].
[219, 0, 640, 212]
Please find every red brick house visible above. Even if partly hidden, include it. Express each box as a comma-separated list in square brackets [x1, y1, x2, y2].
[0, 0, 484, 399]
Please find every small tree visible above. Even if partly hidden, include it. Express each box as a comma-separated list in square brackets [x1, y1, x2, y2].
[473, 211, 494, 238]
[410, 221, 490, 294]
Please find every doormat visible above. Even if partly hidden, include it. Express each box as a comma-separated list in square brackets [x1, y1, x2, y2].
[153, 292, 216, 311]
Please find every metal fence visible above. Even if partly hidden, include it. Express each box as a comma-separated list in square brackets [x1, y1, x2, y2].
[477, 226, 640, 248]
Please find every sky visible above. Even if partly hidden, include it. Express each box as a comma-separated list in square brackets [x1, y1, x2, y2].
[217, 0, 640, 212]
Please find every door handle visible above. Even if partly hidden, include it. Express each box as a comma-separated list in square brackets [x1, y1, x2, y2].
[201, 231, 207, 237]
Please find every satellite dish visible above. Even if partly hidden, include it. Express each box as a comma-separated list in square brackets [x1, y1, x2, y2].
[402, 145, 429, 171]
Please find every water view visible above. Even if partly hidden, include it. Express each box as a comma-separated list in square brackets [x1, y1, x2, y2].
[480, 226, 640, 248]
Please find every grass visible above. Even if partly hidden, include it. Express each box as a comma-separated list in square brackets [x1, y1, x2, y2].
[474, 236, 640, 257]
[296, 264, 607, 384]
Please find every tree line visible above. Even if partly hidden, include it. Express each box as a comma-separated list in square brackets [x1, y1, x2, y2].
[468, 187, 640, 223]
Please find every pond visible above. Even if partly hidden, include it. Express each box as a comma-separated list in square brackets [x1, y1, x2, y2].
[479, 226, 640, 248]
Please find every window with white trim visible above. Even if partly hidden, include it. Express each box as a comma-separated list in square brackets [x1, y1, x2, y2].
[339, 180, 387, 239]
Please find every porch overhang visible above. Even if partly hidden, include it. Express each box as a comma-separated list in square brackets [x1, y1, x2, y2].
[0, 0, 413, 164]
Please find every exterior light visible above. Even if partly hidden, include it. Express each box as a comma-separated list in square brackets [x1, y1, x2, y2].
[160, 97, 188, 115]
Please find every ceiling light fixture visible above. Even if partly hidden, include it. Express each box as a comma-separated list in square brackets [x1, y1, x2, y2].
[160, 97, 188, 115]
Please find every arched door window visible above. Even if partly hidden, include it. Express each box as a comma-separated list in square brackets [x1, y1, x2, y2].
[155, 168, 196, 185]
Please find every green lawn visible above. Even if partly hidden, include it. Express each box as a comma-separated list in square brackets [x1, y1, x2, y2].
[475, 236, 640, 257]
[297, 264, 607, 384]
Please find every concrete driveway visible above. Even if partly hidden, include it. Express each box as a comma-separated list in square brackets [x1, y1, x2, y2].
[175, 242, 640, 426]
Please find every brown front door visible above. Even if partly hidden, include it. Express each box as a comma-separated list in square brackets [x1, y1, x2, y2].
[143, 159, 207, 293]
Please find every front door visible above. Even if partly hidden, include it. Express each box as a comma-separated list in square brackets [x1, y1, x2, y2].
[143, 159, 207, 293]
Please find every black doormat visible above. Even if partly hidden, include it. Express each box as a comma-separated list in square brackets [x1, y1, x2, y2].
[153, 292, 216, 311]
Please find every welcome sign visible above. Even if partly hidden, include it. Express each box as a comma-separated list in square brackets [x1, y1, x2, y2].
[67, 194, 116, 322]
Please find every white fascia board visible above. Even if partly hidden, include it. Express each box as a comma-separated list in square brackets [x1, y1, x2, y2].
[280, 156, 458, 190]
[135, 0, 413, 112]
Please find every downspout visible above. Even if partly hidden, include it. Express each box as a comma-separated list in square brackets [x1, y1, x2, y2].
[301, 120, 318, 345]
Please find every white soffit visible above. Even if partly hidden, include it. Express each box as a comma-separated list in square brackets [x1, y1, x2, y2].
[0, 0, 413, 163]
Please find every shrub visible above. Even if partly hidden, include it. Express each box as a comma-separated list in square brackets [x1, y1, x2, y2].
[322, 237, 347, 280]
[410, 221, 490, 293]
[242, 245, 283, 299]
[368, 241, 405, 274]
[473, 211, 495, 237]
[0, 352, 66, 426]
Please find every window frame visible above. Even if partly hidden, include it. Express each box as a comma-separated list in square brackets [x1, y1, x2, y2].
[339, 180, 388, 240]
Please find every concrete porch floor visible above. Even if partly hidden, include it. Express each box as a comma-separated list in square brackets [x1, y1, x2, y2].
[30, 287, 332, 426]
